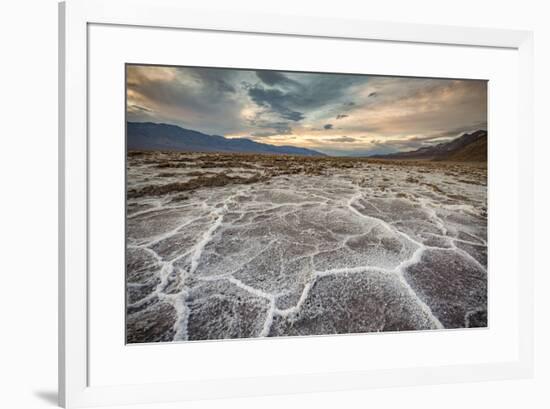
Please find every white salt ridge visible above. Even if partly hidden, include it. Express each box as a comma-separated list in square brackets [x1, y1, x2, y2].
[189, 200, 230, 274]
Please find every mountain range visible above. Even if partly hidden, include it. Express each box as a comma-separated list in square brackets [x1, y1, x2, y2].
[127, 122, 487, 161]
[127, 122, 325, 156]
[369, 130, 487, 162]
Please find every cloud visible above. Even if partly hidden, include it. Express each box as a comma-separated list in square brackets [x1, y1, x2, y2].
[323, 124, 333, 130]
[251, 130, 283, 137]
[365, 132, 460, 152]
[250, 122, 293, 137]
[247, 86, 305, 121]
[336, 114, 349, 120]
[328, 136, 356, 143]
[255, 70, 298, 87]
[431, 122, 488, 138]
[245, 72, 368, 126]
[128, 104, 153, 113]
[215, 79, 236, 94]
[338, 77, 487, 140]
[126, 65, 247, 135]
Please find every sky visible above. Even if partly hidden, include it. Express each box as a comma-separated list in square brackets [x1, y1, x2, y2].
[127, 64, 487, 156]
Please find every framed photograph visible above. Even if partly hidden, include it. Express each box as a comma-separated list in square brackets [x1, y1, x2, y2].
[59, 0, 534, 407]
[125, 64, 490, 344]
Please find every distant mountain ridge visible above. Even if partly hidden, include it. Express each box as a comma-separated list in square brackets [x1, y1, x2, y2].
[370, 130, 487, 162]
[127, 122, 325, 156]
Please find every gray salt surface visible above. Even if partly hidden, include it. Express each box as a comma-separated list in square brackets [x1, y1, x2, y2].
[126, 153, 487, 343]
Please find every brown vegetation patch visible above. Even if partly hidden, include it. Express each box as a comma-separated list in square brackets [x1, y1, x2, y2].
[128, 173, 268, 198]
[156, 162, 189, 169]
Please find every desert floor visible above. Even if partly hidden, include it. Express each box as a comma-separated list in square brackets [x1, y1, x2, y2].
[126, 152, 487, 343]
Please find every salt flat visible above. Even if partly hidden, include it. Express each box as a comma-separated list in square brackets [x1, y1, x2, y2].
[126, 152, 487, 343]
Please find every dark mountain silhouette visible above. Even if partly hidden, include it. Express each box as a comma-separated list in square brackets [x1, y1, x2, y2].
[370, 130, 487, 162]
[127, 122, 325, 156]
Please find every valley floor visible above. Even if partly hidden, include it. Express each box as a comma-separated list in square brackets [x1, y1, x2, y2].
[126, 152, 487, 343]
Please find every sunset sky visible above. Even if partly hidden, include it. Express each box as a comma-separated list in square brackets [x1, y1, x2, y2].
[127, 65, 487, 156]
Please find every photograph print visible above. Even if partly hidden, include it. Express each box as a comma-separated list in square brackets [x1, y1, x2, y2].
[126, 64, 488, 343]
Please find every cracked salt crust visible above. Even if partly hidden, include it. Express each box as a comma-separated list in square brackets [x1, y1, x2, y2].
[125, 153, 487, 343]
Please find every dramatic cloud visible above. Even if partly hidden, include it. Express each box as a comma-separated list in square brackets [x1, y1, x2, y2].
[127, 64, 487, 156]
[255, 70, 298, 88]
[126, 65, 246, 135]
[247, 86, 306, 121]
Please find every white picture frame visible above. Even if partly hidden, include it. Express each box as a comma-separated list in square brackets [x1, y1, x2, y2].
[59, 0, 534, 407]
